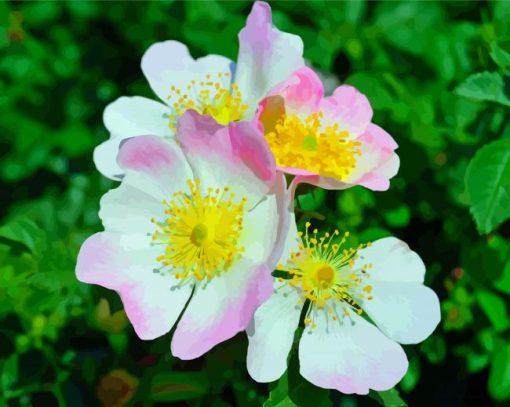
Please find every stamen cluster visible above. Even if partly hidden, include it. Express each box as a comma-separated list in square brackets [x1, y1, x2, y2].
[264, 112, 361, 181]
[167, 72, 248, 128]
[277, 222, 373, 329]
[151, 178, 247, 282]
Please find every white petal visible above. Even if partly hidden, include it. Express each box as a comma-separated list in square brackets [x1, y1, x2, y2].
[356, 237, 426, 283]
[363, 282, 440, 345]
[235, 2, 304, 116]
[247, 282, 303, 382]
[299, 310, 408, 395]
[141, 40, 233, 104]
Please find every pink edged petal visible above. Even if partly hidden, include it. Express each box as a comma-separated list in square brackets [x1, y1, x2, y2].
[76, 232, 193, 340]
[235, 1, 304, 114]
[363, 282, 441, 345]
[141, 40, 233, 104]
[346, 125, 398, 189]
[229, 119, 276, 183]
[264, 66, 324, 114]
[171, 259, 273, 360]
[320, 85, 373, 136]
[299, 309, 408, 395]
[246, 282, 303, 382]
[117, 135, 192, 195]
[95, 96, 172, 180]
[93, 137, 125, 181]
[176, 110, 276, 203]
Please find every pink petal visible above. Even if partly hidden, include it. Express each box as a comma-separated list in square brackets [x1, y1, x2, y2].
[320, 85, 373, 136]
[76, 232, 192, 340]
[235, 1, 304, 113]
[171, 260, 273, 359]
[264, 66, 324, 114]
[176, 110, 276, 200]
[117, 135, 192, 193]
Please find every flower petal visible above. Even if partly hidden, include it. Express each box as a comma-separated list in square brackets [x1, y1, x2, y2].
[141, 40, 233, 104]
[241, 174, 288, 267]
[299, 310, 408, 395]
[356, 237, 426, 283]
[171, 259, 273, 360]
[176, 110, 276, 203]
[263, 66, 324, 115]
[363, 282, 440, 345]
[235, 1, 304, 115]
[95, 96, 171, 179]
[117, 135, 192, 195]
[320, 85, 373, 136]
[246, 282, 302, 382]
[76, 232, 192, 340]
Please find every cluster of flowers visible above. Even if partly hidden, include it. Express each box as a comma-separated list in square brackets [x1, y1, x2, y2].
[77, 2, 440, 395]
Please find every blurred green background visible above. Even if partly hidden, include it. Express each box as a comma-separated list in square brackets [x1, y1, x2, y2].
[1, 1, 510, 406]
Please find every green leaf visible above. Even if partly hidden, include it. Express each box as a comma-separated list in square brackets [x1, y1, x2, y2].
[149, 372, 209, 402]
[264, 373, 297, 407]
[465, 138, 510, 233]
[489, 343, 510, 400]
[476, 290, 509, 332]
[455, 71, 510, 107]
[0, 218, 45, 254]
[370, 388, 408, 407]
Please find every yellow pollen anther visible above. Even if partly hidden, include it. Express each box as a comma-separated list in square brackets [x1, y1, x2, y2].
[279, 225, 373, 328]
[263, 112, 361, 181]
[151, 178, 247, 282]
[167, 72, 248, 128]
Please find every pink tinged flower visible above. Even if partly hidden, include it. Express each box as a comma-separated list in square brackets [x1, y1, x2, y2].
[78, 110, 290, 360]
[94, 1, 304, 180]
[246, 220, 440, 394]
[258, 66, 400, 192]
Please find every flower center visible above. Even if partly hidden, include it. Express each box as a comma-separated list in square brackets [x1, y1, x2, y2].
[167, 72, 248, 128]
[277, 223, 373, 328]
[263, 112, 361, 181]
[151, 178, 247, 282]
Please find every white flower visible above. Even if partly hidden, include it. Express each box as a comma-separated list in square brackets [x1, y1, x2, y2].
[246, 220, 441, 394]
[94, 1, 304, 180]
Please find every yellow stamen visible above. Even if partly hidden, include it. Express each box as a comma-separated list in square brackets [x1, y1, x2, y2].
[264, 112, 361, 181]
[167, 72, 248, 128]
[151, 178, 247, 282]
[280, 224, 372, 327]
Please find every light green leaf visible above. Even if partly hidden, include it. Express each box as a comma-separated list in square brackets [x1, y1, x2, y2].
[476, 290, 509, 332]
[465, 138, 510, 233]
[0, 218, 45, 254]
[489, 343, 510, 400]
[370, 388, 408, 407]
[455, 71, 510, 107]
[264, 373, 297, 407]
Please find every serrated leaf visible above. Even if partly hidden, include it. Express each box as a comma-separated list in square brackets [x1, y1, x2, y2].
[489, 343, 510, 400]
[465, 138, 510, 233]
[455, 71, 510, 107]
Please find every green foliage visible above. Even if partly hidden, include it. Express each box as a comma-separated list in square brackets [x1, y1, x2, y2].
[465, 138, 510, 233]
[1, 0, 510, 405]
